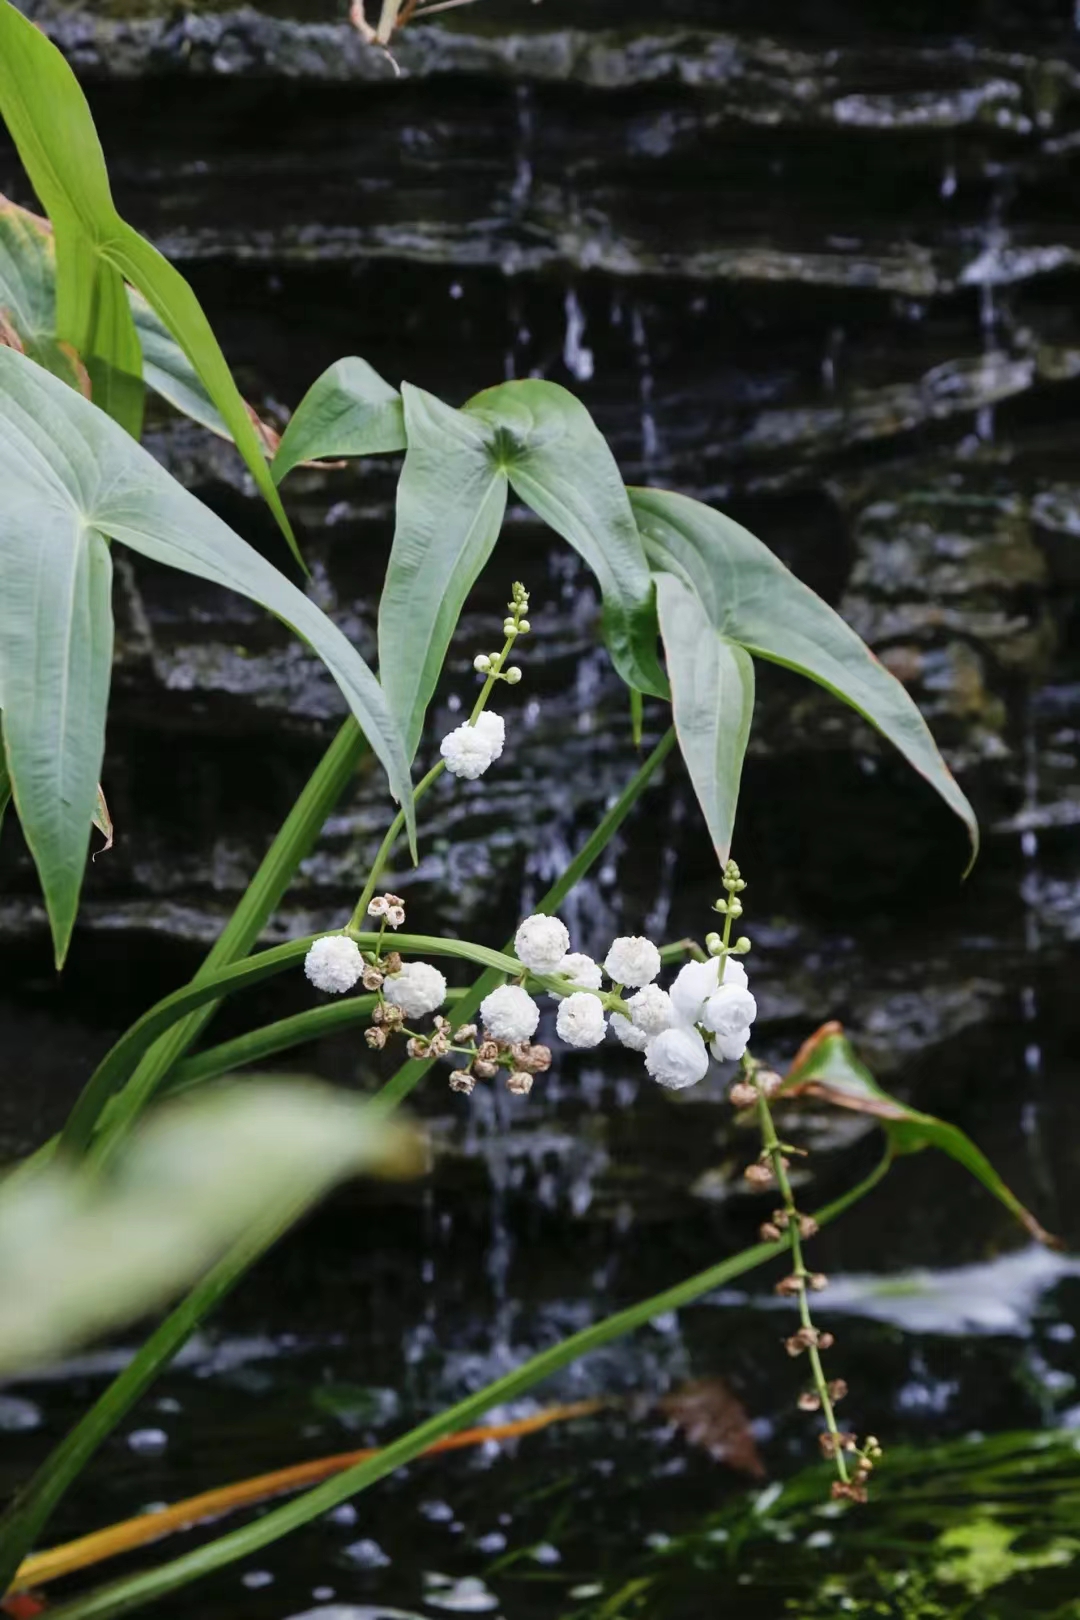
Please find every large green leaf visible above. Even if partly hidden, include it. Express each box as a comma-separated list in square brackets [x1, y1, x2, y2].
[631, 486, 978, 868]
[0, 348, 414, 966]
[273, 356, 406, 485]
[466, 380, 668, 700]
[0, 1, 302, 563]
[0, 193, 90, 392]
[0, 719, 10, 841]
[379, 384, 508, 761]
[0, 1081, 420, 1376]
[655, 572, 755, 863]
[784, 1023, 1057, 1246]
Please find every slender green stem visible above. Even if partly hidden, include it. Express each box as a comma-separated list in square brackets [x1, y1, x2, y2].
[350, 762, 443, 929]
[37, 1151, 893, 1619]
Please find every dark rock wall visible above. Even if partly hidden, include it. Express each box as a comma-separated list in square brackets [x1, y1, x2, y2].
[1, 1, 1079, 1226]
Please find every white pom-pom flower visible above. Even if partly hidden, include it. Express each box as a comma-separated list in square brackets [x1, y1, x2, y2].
[473, 710, 505, 761]
[702, 983, 757, 1039]
[710, 1027, 752, 1063]
[610, 1012, 649, 1052]
[626, 984, 674, 1037]
[304, 935, 363, 994]
[440, 718, 497, 780]
[669, 955, 748, 1026]
[480, 984, 541, 1042]
[550, 952, 603, 999]
[514, 914, 571, 975]
[383, 960, 447, 1019]
[644, 1025, 710, 1090]
[555, 992, 607, 1048]
[603, 935, 662, 988]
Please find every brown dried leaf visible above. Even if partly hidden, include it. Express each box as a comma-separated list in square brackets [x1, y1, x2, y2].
[0, 311, 25, 354]
[658, 1378, 765, 1480]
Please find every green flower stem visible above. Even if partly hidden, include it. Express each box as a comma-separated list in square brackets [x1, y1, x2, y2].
[80, 718, 370, 1158]
[754, 1078, 849, 1486]
[37, 1151, 893, 1620]
[67, 931, 614, 1165]
[375, 727, 677, 1110]
[350, 761, 444, 930]
[0, 1194, 314, 1598]
[349, 607, 524, 933]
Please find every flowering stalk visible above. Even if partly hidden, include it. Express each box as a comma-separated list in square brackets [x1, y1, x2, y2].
[348, 584, 530, 930]
[750, 1065, 849, 1487]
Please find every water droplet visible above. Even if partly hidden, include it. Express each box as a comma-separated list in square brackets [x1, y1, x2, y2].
[342, 1538, 390, 1570]
[127, 1427, 168, 1456]
[242, 1570, 274, 1589]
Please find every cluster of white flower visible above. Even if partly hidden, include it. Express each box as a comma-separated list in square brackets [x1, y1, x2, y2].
[500, 907, 757, 1091]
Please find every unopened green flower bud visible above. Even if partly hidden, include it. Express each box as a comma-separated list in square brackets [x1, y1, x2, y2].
[517, 619, 531, 634]
[474, 654, 491, 673]
[705, 931, 722, 955]
[503, 618, 516, 634]
[504, 666, 522, 685]
[732, 936, 752, 954]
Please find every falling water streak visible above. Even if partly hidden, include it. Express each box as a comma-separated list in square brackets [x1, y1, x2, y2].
[563, 288, 595, 383]
[630, 302, 660, 473]
[1018, 695, 1056, 1211]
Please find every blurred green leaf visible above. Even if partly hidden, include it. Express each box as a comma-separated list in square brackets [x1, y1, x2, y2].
[0, 724, 10, 841]
[655, 572, 754, 863]
[784, 1023, 1057, 1246]
[0, 1082, 420, 1376]
[379, 384, 508, 761]
[467, 380, 668, 700]
[0, 2, 302, 562]
[273, 356, 406, 484]
[0, 347, 413, 966]
[631, 486, 979, 870]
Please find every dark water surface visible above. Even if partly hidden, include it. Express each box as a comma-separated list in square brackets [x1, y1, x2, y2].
[3, 1, 1080, 1613]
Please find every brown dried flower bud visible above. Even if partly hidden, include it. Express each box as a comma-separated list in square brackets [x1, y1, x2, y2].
[371, 1002, 385, 1025]
[382, 1003, 404, 1028]
[506, 1071, 534, 1096]
[405, 1037, 428, 1059]
[774, 1274, 804, 1297]
[383, 951, 403, 976]
[797, 1391, 821, 1412]
[362, 966, 385, 991]
[477, 1040, 500, 1064]
[785, 1328, 815, 1357]
[744, 1162, 774, 1186]
[729, 1081, 759, 1109]
[427, 1033, 451, 1058]
[817, 1331, 835, 1350]
[453, 1023, 478, 1043]
[364, 1026, 387, 1050]
[433, 1015, 452, 1034]
[527, 1043, 552, 1073]
[449, 1070, 475, 1095]
[473, 1060, 498, 1080]
[759, 1222, 782, 1242]
[756, 1069, 784, 1099]
[831, 1480, 868, 1505]
[798, 1215, 819, 1239]
[367, 896, 389, 917]
[386, 905, 406, 929]
[808, 1272, 829, 1292]
[827, 1379, 848, 1403]
[771, 1209, 790, 1229]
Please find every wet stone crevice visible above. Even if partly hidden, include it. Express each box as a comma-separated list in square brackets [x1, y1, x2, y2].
[2, 15, 1080, 1605]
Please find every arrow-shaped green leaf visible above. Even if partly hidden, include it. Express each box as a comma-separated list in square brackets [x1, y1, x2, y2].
[273, 357, 406, 485]
[0, 348, 413, 966]
[655, 571, 754, 863]
[378, 384, 507, 762]
[0, 1, 302, 563]
[784, 1023, 1057, 1247]
[631, 486, 978, 870]
[467, 380, 668, 701]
